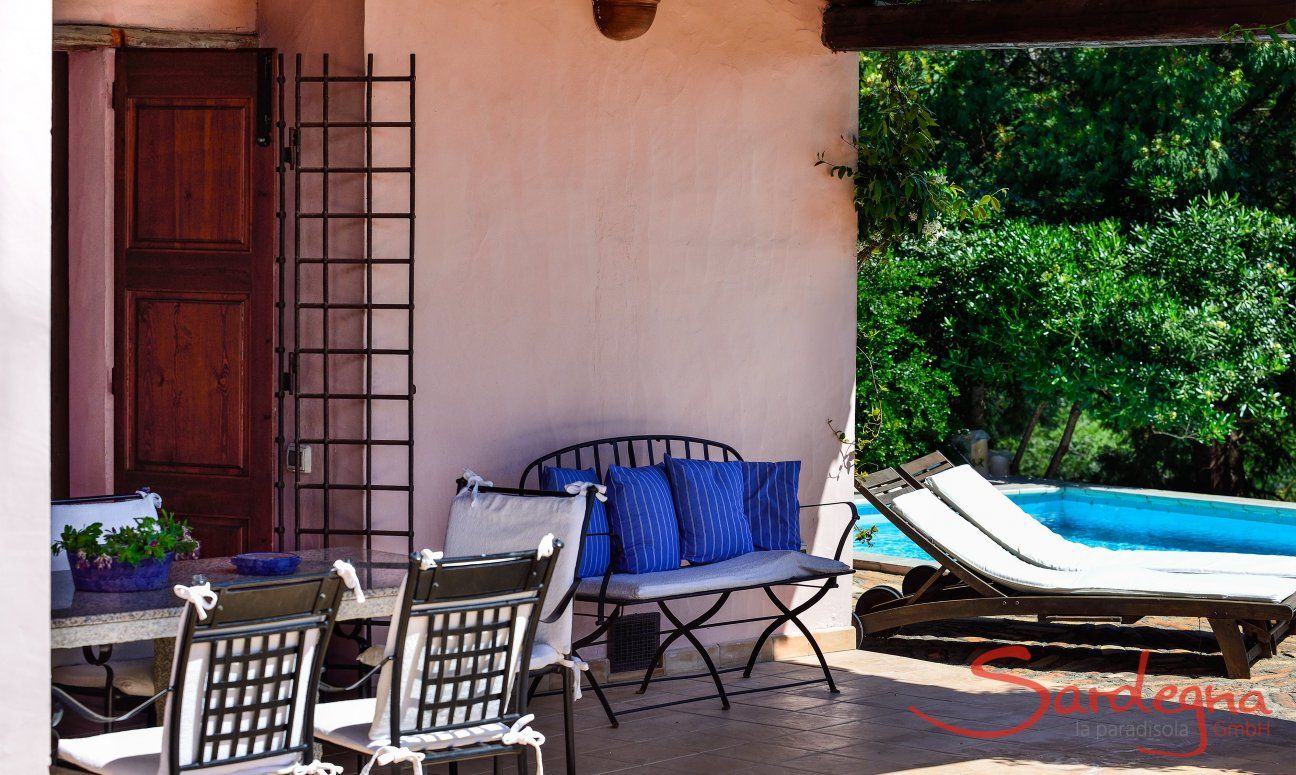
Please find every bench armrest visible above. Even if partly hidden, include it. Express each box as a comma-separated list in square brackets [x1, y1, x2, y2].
[799, 500, 859, 561]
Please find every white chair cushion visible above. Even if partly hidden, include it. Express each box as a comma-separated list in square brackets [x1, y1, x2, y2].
[530, 642, 561, 671]
[444, 489, 585, 656]
[53, 657, 155, 697]
[316, 697, 511, 754]
[575, 550, 851, 601]
[58, 727, 161, 775]
[929, 464, 1296, 577]
[57, 726, 301, 775]
[891, 489, 1296, 603]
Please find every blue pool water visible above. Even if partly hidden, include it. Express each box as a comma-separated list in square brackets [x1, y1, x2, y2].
[854, 485, 1296, 561]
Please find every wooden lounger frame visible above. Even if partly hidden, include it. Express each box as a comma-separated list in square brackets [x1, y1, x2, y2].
[857, 460, 1296, 679]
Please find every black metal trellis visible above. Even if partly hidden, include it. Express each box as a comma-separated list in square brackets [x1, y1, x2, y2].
[275, 53, 416, 556]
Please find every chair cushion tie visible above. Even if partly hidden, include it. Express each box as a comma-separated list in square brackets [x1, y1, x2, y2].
[564, 481, 608, 502]
[360, 745, 425, 775]
[172, 582, 218, 621]
[502, 714, 546, 775]
[462, 468, 494, 503]
[332, 559, 366, 604]
[276, 760, 343, 775]
[537, 533, 557, 559]
[417, 549, 443, 570]
[556, 654, 590, 700]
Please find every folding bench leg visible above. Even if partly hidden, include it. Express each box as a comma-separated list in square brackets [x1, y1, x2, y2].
[579, 656, 619, 728]
[637, 593, 729, 696]
[742, 585, 839, 692]
[657, 594, 732, 709]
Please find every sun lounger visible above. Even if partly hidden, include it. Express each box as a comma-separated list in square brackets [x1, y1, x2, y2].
[905, 452, 1296, 577]
[856, 466, 1296, 679]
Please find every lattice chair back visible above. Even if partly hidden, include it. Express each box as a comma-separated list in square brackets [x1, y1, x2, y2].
[51, 489, 162, 572]
[368, 543, 560, 754]
[162, 572, 346, 773]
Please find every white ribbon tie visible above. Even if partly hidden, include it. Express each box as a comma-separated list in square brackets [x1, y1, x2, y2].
[138, 489, 163, 509]
[536, 533, 556, 559]
[502, 714, 546, 775]
[564, 481, 608, 502]
[462, 468, 494, 503]
[332, 560, 366, 604]
[556, 654, 590, 700]
[360, 745, 425, 775]
[173, 582, 218, 621]
[418, 549, 444, 571]
[276, 760, 343, 775]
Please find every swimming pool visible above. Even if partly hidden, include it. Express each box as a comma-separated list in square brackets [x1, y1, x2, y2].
[853, 484, 1296, 561]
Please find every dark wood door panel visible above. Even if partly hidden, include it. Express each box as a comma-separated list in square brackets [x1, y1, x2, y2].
[115, 49, 274, 554]
[181, 514, 248, 559]
[128, 99, 251, 250]
[124, 291, 248, 475]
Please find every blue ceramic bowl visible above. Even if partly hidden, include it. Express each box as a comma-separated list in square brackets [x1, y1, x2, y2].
[231, 552, 302, 577]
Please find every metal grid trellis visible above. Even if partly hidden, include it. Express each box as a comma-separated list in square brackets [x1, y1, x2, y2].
[275, 53, 416, 557]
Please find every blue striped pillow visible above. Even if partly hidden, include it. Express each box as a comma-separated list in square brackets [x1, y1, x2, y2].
[540, 466, 612, 579]
[742, 461, 801, 551]
[664, 457, 754, 564]
[605, 464, 681, 574]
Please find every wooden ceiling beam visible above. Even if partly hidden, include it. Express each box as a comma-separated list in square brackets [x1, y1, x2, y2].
[54, 24, 257, 51]
[822, 0, 1296, 51]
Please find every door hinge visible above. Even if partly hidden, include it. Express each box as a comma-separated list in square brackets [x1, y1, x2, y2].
[281, 352, 298, 394]
[109, 366, 115, 396]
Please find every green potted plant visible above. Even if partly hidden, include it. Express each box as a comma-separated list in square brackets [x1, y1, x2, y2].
[52, 509, 200, 593]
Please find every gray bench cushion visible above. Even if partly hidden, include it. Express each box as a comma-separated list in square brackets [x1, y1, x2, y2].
[576, 550, 851, 602]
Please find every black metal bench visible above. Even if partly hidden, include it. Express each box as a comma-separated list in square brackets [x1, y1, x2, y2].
[520, 434, 856, 726]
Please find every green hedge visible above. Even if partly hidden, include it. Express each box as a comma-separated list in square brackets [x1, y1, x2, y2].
[860, 196, 1296, 496]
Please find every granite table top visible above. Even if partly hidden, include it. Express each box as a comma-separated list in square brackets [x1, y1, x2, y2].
[51, 548, 410, 649]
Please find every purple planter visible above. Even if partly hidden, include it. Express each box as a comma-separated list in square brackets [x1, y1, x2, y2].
[68, 552, 175, 593]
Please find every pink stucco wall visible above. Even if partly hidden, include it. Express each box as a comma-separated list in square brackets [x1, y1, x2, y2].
[362, 0, 860, 641]
[54, 0, 257, 32]
[0, 1, 52, 767]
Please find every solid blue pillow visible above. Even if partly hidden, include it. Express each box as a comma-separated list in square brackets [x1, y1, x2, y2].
[604, 464, 681, 574]
[664, 457, 754, 564]
[540, 466, 612, 579]
[742, 460, 801, 551]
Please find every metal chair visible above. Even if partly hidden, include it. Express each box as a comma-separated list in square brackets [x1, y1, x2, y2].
[53, 569, 352, 774]
[443, 475, 595, 775]
[313, 539, 560, 775]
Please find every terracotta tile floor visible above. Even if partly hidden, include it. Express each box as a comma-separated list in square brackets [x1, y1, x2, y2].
[58, 567, 1296, 773]
[443, 647, 1295, 775]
